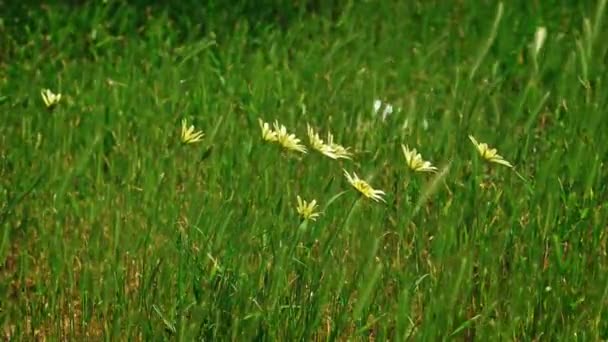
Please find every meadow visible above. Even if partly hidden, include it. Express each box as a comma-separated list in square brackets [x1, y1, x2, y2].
[1, 0, 608, 340]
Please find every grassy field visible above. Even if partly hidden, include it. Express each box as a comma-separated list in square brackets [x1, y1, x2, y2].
[2, 0, 608, 340]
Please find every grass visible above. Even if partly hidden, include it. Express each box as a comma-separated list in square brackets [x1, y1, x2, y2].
[1, 0, 608, 339]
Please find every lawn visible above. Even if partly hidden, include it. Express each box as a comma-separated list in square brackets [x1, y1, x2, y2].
[1, 0, 608, 340]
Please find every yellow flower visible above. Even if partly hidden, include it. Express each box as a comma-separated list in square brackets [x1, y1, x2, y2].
[259, 118, 278, 142]
[41, 89, 61, 109]
[296, 195, 321, 221]
[307, 124, 331, 153]
[325, 131, 353, 160]
[307, 124, 338, 159]
[180, 119, 204, 144]
[273, 121, 307, 154]
[401, 144, 437, 173]
[343, 169, 386, 203]
[468, 135, 513, 168]
[307, 124, 352, 160]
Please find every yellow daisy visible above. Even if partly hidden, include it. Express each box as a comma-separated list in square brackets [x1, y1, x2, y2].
[296, 195, 321, 221]
[180, 119, 204, 144]
[307, 124, 338, 159]
[325, 131, 353, 160]
[401, 144, 437, 173]
[343, 169, 386, 203]
[307, 124, 352, 160]
[468, 135, 513, 168]
[273, 121, 307, 154]
[307, 125, 333, 155]
[258, 118, 278, 142]
[41, 88, 62, 109]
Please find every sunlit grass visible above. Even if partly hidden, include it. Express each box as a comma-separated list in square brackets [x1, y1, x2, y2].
[1, 0, 608, 340]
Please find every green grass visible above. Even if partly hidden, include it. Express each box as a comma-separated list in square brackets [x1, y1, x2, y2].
[2, 0, 608, 339]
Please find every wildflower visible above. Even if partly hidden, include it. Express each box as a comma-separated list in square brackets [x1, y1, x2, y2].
[180, 119, 204, 144]
[41, 89, 61, 109]
[402, 144, 437, 173]
[468, 135, 513, 168]
[259, 118, 278, 142]
[343, 169, 386, 203]
[325, 131, 353, 160]
[331, 144, 353, 160]
[307, 125, 352, 160]
[307, 124, 337, 159]
[296, 195, 321, 221]
[273, 121, 307, 154]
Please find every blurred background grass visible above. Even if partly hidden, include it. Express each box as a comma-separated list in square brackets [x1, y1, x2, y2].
[1, 0, 607, 340]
